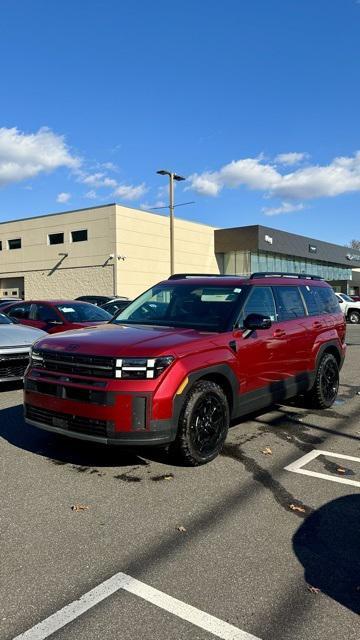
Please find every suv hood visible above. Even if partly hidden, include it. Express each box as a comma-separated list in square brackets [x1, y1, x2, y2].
[0, 324, 46, 348]
[34, 323, 214, 357]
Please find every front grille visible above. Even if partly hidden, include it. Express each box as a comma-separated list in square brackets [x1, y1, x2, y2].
[34, 350, 115, 379]
[26, 378, 109, 405]
[25, 404, 108, 437]
[0, 355, 29, 379]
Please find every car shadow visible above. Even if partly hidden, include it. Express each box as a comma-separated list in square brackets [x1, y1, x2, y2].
[0, 404, 169, 468]
[293, 495, 360, 614]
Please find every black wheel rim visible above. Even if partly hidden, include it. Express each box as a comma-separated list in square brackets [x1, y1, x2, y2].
[350, 313, 359, 323]
[321, 360, 339, 403]
[190, 393, 226, 456]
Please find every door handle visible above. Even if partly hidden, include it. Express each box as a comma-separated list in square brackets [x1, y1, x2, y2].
[273, 328, 286, 338]
[312, 321, 323, 329]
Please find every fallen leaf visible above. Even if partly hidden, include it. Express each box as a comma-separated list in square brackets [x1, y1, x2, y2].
[164, 474, 174, 481]
[307, 585, 320, 594]
[71, 504, 90, 512]
[176, 525, 187, 533]
[337, 467, 346, 474]
[261, 446, 272, 455]
[289, 503, 306, 513]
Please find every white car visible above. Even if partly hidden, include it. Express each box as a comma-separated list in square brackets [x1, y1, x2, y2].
[335, 293, 360, 324]
[0, 313, 45, 383]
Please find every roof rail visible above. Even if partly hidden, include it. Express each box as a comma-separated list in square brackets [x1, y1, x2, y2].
[249, 272, 324, 281]
[168, 273, 243, 280]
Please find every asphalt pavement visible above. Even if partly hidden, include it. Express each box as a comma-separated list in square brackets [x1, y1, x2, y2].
[1, 326, 360, 640]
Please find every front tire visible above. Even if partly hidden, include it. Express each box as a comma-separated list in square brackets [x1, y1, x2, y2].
[347, 310, 360, 324]
[305, 353, 339, 409]
[169, 380, 229, 466]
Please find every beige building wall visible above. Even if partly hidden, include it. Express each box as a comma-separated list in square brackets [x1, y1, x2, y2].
[0, 204, 117, 298]
[0, 203, 218, 300]
[115, 205, 219, 298]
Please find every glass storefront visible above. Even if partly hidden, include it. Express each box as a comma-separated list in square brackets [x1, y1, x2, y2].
[220, 250, 352, 283]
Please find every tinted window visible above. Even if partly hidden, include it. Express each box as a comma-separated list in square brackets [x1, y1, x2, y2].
[8, 303, 31, 319]
[48, 233, 64, 245]
[114, 284, 247, 332]
[273, 286, 306, 321]
[299, 285, 320, 316]
[315, 287, 340, 314]
[71, 229, 88, 242]
[56, 303, 111, 322]
[240, 286, 276, 324]
[34, 304, 60, 322]
[103, 300, 130, 316]
[8, 238, 21, 250]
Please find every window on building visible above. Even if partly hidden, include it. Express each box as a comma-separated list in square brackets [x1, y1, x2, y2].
[71, 229, 88, 243]
[273, 286, 306, 321]
[8, 238, 21, 250]
[48, 232, 64, 245]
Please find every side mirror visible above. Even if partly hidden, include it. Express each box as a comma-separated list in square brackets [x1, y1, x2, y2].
[243, 313, 272, 331]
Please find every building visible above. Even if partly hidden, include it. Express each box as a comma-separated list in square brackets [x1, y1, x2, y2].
[214, 225, 360, 295]
[0, 203, 218, 299]
[0, 207, 359, 300]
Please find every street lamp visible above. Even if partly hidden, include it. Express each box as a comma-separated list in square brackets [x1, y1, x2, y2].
[157, 169, 186, 275]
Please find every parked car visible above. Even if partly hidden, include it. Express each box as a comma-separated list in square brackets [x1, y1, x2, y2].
[76, 295, 128, 307]
[335, 293, 360, 324]
[1, 300, 112, 333]
[24, 272, 346, 466]
[0, 312, 45, 383]
[101, 298, 131, 316]
[0, 298, 21, 308]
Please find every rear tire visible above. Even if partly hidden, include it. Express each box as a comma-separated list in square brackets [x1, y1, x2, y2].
[169, 381, 229, 466]
[347, 310, 360, 324]
[305, 353, 339, 409]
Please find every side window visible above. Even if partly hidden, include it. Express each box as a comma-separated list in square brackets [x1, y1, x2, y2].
[34, 304, 59, 322]
[8, 303, 31, 319]
[314, 287, 340, 315]
[273, 286, 306, 321]
[241, 286, 276, 324]
[299, 285, 320, 316]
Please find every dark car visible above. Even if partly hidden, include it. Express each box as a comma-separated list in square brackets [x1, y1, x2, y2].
[76, 295, 128, 307]
[1, 300, 112, 333]
[24, 272, 345, 466]
[101, 298, 131, 316]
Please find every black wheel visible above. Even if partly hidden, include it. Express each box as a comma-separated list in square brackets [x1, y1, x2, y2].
[169, 381, 229, 466]
[347, 310, 360, 324]
[305, 353, 339, 409]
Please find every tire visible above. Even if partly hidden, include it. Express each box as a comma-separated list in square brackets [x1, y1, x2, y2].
[169, 380, 229, 466]
[347, 310, 360, 324]
[305, 353, 339, 409]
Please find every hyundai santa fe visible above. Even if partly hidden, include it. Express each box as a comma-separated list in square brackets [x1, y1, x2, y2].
[24, 273, 346, 466]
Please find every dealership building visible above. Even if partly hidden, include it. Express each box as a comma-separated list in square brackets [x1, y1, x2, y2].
[0, 203, 359, 299]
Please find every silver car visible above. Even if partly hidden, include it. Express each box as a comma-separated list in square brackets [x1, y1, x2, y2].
[0, 313, 45, 383]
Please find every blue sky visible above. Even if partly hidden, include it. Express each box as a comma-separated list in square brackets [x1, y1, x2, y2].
[1, 0, 360, 244]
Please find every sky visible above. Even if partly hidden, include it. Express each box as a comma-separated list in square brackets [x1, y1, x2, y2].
[0, 0, 360, 244]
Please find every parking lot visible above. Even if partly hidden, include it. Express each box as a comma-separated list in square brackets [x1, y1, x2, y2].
[1, 326, 359, 640]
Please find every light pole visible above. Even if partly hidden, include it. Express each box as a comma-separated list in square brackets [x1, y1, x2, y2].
[157, 169, 186, 275]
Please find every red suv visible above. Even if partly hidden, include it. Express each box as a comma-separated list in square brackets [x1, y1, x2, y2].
[2, 300, 111, 333]
[24, 273, 346, 466]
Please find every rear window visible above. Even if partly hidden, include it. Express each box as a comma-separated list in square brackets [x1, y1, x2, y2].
[273, 286, 306, 321]
[300, 286, 340, 315]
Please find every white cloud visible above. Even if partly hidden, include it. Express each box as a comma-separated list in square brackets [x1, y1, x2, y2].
[0, 127, 80, 187]
[56, 192, 71, 203]
[188, 151, 360, 202]
[114, 183, 147, 201]
[275, 152, 308, 166]
[140, 200, 166, 211]
[80, 172, 117, 188]
[262, 201, 305, 216]
[84, 190, 98, 200]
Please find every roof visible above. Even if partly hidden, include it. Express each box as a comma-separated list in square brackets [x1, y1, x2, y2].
[158, 274, 329, 287]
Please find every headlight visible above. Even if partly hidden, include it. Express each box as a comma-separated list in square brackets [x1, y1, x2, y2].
[115, 356, 174, 379]
[30, 348, 44, 367]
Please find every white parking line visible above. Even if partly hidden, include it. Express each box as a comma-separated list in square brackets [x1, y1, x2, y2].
[13, 571, 261, 640]
[285, 449, 360, 488]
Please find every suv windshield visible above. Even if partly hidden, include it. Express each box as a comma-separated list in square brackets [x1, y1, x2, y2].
[56, 303, 112, 323]
[340, 294, 354, 302]
[113, 284, 248, 332]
